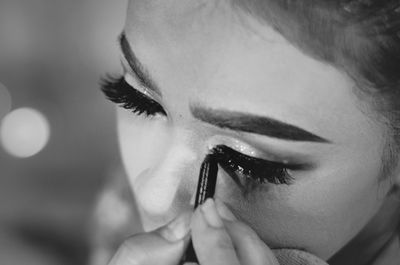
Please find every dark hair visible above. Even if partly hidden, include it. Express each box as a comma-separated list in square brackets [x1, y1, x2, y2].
[232, 0, 400, 176]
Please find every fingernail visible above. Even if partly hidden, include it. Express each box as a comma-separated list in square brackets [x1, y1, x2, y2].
[215, 198, 237, 221]
[160, 212, 191, 242]
[200, 198, 223, 228]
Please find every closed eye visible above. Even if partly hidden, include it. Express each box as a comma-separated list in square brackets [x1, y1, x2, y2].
[100, 75, 167, 117]
[213, 145, 296, 188]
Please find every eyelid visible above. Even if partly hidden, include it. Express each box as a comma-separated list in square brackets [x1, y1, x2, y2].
[208, 138, 259, 161]
[119, 56, 163, 98]
[124, 73, 159, 101]
[229, 134, 316, 167]
[207, 135, 289, 164]
[122, 73, 170, 119]
[216, 145, 305, 173]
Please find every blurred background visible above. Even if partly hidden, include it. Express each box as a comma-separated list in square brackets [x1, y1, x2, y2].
[0, 0, 136, 264]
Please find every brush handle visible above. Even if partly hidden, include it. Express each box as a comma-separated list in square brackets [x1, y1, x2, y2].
[181, 154, 218, 263]
[194, 154, 218, 208]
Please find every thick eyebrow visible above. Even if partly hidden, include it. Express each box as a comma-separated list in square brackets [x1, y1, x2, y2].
[190, 105, 331, 143]
[118, 32, 162, 96]
[118, 33, 329, 143]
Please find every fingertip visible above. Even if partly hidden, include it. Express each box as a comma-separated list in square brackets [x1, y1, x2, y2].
[224, 221, 280, 265]
[215, 198, 237, 222]
[109, 231, 188, 265]
[200, 199, 224, 228]
[190, 200, 241, 265]
[158, 211, 192, 242]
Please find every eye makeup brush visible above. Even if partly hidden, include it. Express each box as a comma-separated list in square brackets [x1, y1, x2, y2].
[181, 152, 218, 263]
[193, 153, 218, 208]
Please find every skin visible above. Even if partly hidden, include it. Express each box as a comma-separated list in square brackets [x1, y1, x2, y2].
[114, 0, 400, 263]
[109, 199, 281, 265]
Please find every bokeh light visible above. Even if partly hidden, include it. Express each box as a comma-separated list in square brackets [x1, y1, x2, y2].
[0, 82, 12, 120]
[0, 107, 50, 158]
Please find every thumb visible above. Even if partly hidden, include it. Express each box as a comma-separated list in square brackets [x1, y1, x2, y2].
[109, 212, 191, 265]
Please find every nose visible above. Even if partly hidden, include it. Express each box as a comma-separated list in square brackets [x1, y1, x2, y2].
[132, 127, 201, 219]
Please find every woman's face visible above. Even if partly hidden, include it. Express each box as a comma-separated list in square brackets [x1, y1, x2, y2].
[117, 0, 392, 260]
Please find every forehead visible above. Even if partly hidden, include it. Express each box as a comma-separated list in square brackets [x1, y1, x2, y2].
[123, 0, 381, 144]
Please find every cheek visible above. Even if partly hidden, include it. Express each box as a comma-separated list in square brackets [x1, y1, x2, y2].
[221, 146, 389, 260]
[285, 170, 383, 259]
[288, 144, 389, 258]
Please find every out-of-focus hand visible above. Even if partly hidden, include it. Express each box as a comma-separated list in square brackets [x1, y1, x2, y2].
[190, 198, 280, 265]
[108, 212, 191, 265]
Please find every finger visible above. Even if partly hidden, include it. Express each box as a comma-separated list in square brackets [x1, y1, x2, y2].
[215, 199, 280, 265]
[273, 249, 328, 265]
[109, 212, 191, 265]
[191, 199, 241, 265]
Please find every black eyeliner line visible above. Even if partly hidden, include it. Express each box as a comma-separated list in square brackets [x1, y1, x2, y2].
[214, 145, 296, 186]
[214, 145, 305, 170]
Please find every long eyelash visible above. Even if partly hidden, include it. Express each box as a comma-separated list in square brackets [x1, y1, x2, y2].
[213, 145, 294, 186]
[100, 75, 167, 117]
